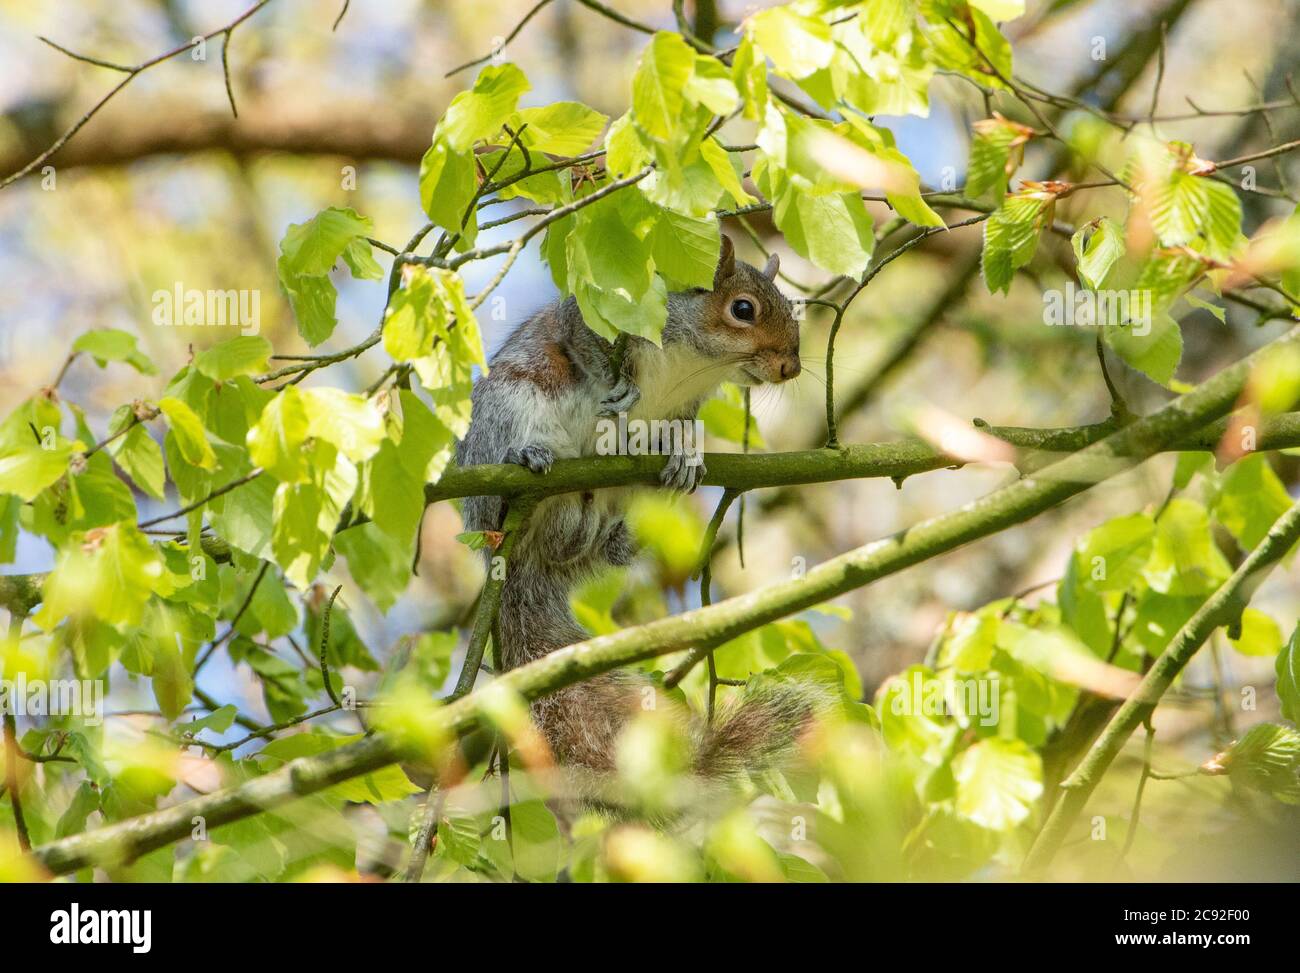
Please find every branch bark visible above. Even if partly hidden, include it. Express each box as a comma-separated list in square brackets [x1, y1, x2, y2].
[0, 98, 435, 177]
[4, 412, 1300, 618]
[29, 326, 1299, 876]
[420, 411, 1300, 504]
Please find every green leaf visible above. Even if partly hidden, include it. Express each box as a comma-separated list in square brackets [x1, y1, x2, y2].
[73, 328, 156, 374]
[642, 150, 726, 217]
[1229, 609, 1284, 658]
[649, 211, 720, 290]
[1213, 454, 1293, 549]
[1073, 512, 1156, 593]
[566, 199, 664, 342]
[436, 801, 482, 866]
[927, 10, 1013, 92]
[181, 705, 238, 736]
[966, 115, 1030, 199]
[383, 266, 486, 370]
[67, 463, 136, 530]
[0, 494, 19, 562]
[685, 53, 739, 115]
[699, 383, 765, 447]
[276, 207, 376, 345]
[230, 637, 308, 723]
[830, 15, 933, 118]
[0, 437, 73, 502]
[335, 522, 412, 611]
[35, 523, 164, 630]
[1184, 291, 1226, 322]
[151, 637, 193, 720]
[748, 7, 834, 80]
[278, 207, 374, 277]
[342, 237, 384, 281]
[271, 453, 357, 588]
[951, 738, 1043, 831]
[1105, 310, 1183, 387]
[108, 419, 165, 500]
[1202, 181, 1245, 257]
[1277, 625, 1300, 723]
[771, 183, 874, 276]
[301, 388, 386, 465]
[1143, 498, 1232, 596]
[981, 190, 1048, 294]
[55, 782, 101, 839]
[1133, 248, 1204, 314]
[278, 271, 338, 347]
[731, 34, 768, 121]
[604, 112, 651, 180]
[246, 385, 312, 483]
[970, 0, 1025, 20]
[513, 102, 609, 155]
[194, 336, 273, 381]
[158, 396, 216, 471]
[367, 391, 455, 543]
[1215, 723, 1300, 803]
[418, 137, 478, 244]
[699, 138, 755, 206]
[210, 467, 276, 558]
[1072, 217, 1125, 290]
[504, 799, 563, 882]
[383, 266, 445, 362]
[439, 63, 530, 152]
[631, 31, 696, 145]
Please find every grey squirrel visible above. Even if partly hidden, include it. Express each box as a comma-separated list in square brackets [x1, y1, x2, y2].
[456, 235, 820, 786]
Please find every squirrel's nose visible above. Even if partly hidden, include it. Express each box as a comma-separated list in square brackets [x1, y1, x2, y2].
[780, 357, 801, 380]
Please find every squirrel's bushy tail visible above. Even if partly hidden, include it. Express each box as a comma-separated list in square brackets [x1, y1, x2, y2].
[496, 558, 826, 782]
[691, 680, 829, 779]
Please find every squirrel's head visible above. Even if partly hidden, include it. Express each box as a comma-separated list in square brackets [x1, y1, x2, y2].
[669, 234, 800, 385]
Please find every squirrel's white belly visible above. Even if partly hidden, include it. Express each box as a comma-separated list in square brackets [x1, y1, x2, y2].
[627, 345, 729, 422]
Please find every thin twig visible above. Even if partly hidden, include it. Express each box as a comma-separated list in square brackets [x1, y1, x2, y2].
[195, 561, 270, 673]
[319, 585, 345, 707]
[445, 0, 556, 77]
[5, 1, 274, 190]
[333, 0, 352, 31]
[137, 468, 264, 529]
[220, 30, 239, 118]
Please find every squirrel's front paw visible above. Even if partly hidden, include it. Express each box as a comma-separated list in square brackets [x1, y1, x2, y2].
[504, 444, 554, 475]
[598, 377, 641, 417]
[660, 452, 706, 494]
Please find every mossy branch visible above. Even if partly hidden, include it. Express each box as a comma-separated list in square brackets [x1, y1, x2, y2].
[6, 412, 1300, 619]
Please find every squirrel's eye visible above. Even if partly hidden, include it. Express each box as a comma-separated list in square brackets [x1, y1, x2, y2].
[730, 298, 756, 322]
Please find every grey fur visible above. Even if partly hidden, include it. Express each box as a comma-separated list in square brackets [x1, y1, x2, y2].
[456, 242, 808, 775]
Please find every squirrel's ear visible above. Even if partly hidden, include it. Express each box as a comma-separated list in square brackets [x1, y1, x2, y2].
[714, 234, 736, 287]
[762, 252, 780, 280]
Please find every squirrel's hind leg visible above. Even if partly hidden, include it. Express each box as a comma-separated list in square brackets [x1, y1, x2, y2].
[601, 517, 637, 566]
